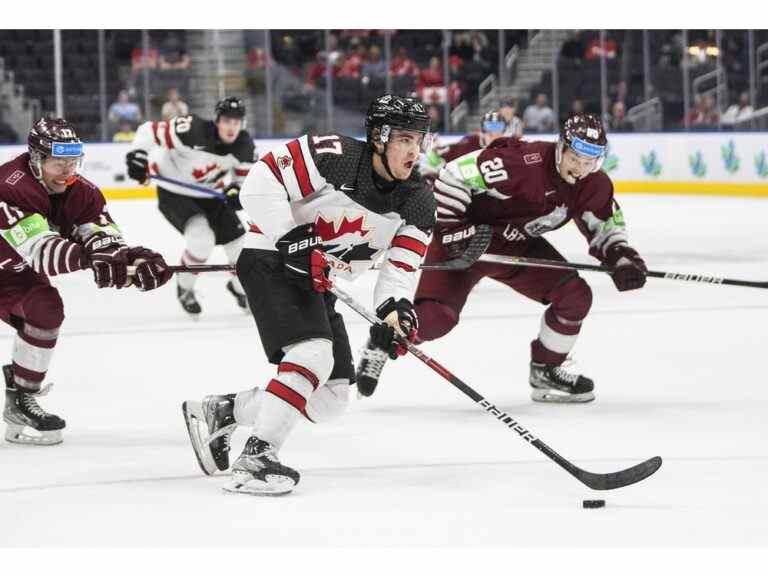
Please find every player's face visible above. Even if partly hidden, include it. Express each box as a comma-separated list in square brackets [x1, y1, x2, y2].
[383, 129, 423, 180]
[41, 156, 80, 193]
[217, 116, 242, 144]
[481, 130, 505, 147]
[558, 147, 598, 184]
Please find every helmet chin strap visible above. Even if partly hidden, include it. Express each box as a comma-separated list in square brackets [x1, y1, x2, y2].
[377, 143, 402, 182]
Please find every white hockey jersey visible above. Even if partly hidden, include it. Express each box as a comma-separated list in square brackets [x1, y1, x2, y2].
[239, 133, 436, 309]
[130, 114, 256, 198]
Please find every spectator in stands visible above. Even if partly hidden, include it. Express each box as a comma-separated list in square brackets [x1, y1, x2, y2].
[305, 51, 340, 87]
[499, 99, 523, 137]
[360, 45, 387, 85]
[571, 98, 585, 115]
[586, 34, 618, 60]
[523, 93, 555, 133]
[451, 32, 474, 62]
[112, 120, 136, 143]
[418, 56, 444, 91]
[721, 91, 754, 125]
[688, 94, 720, 128]
[390, 47, 419, 79]
[561, 31, 586, 64]
[337, 38, 367, 79]
[273, 34, 301, 72]
[161, 88, 189, 121]
[108, 90, 143, 128]
[427, 104, 444, 133]
[131, 43, 159, 73]
[159, 34, 190, 70]
[608, 101, 633, 132]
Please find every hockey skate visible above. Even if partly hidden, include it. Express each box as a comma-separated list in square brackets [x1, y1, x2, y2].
[226, 279, 249, 312]
[177, 285, 202, 317]
[224, 436, 300, 496]
[3, 365, 65, 445]
[529, 361, 595, 403]
[182, 394, 237, 475]
[355, 339, 389, 397]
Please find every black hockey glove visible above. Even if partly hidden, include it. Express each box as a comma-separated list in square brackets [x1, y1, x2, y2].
[126, 149, 149, 183]
[276, 224, 331, 293]
[438, 221, 477, 260]
[223, 183, 242, 210]
[126, 246, 173, 291]
[80, 234, 130, 289]
[605, 244, 647, 292]
[369, 297, 418, 360]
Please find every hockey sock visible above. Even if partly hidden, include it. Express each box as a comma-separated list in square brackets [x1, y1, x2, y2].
[178, 215, 215, 291]
[234, 387, 262, 426]
[223, 236, 245, 294]
[12, 324, 59, 391]
[305, 378, 350, 423]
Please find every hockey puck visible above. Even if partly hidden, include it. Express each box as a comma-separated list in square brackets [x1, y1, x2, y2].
[582, 499, 605, 509]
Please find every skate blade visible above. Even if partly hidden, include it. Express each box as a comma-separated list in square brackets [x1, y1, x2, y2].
[222, 473, 296, 496]
[182, 401, 219, 476]
[4, 424, 63, 446]
[531, 389, 595, 403]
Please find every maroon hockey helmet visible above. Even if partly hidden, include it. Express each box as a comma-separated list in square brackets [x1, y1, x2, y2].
[27, 117, 84, 181]
[480, 110, 509, 134]
[556, 113, 607, 173]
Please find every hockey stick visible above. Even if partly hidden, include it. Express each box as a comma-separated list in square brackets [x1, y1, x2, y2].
[165, 225, 494, 275]
[330, 281, 662, 491]
[149, 174, 228, 200]
[478, 253, 768, 289]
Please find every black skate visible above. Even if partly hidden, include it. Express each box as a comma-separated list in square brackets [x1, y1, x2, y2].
[355, 339, 389, 397]
[177, 285, 202, 317]
[3, 364, 65, 445]
[182, 394, 237, 475]
[224, 436, 300, 496]
[529, 361, 595, 403]
[226, 279, 249, 312]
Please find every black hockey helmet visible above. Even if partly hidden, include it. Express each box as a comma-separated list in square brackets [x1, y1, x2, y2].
[480, 110, 509, 134]
[556, 113, 607, 173]
[215, 96, 246, 122]
[365, 94, 431, 150]
[27, 117, 84, 181]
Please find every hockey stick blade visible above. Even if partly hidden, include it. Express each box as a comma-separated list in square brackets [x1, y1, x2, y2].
[329, 282, 662, 491]
[420, 224, 494, 271]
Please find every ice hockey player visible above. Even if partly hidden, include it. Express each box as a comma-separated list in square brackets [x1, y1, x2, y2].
[182, 94, 435, 495]
[415, 113, 647, 403]
[0, 118, 172, 445]
[419, 110, 509, 181]
[126, 96, 255, 316]
[355, 110, 509, 396]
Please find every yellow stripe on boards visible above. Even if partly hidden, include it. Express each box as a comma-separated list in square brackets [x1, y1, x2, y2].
[101, 187, 158, 200]
[614, 181, 768, 197]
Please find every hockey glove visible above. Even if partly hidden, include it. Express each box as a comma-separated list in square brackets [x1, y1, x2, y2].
[605, 244, 647, 292]
[223, 183, 242, 211]
[438, 221, 477, 260]
[434, 166, 473, 224]
[126, 246, 173, 291]
[276, 224, 331, 293]
[369, 297, 418, 360]
[126, 149, 149, 184]
[81, 234, 130, 289]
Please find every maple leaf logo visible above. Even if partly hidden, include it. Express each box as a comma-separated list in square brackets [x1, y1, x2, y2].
[278, 155, 292, 169]
[314, 214, 369, 242]
[192, 163, 218, 180]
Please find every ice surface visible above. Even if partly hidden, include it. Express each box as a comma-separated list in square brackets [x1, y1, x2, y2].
[1, 195, 767, 547]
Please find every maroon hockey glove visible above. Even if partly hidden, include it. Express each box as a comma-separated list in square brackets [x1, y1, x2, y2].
[605, 244, 647, 292]
[370, 297, 418, 360]
[438, 221, 477, 259]
[276, 224, 331, 293]
[81, 234, 130, 289]
[126, 246, 173, 291]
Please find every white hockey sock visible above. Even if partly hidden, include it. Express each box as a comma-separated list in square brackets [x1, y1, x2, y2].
[305, 378, 350, 423]
[178, 215, 215, 291]
[233, 387, 262, 426]
[223, 236, 245, 294]
[254, 391, 302, 451]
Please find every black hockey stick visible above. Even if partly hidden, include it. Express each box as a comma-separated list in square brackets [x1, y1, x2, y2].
[166, 224, 494, 275]
[478, 253, 768, 289]
[330, 282, 662, 491]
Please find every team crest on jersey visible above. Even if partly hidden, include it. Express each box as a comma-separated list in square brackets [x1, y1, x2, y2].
[523, 153, 542, 165]
[278, 155, 292, 170]
[192, 163, 218, 180]
[315, 213, 378, 266]
[5, 170, 24, 186]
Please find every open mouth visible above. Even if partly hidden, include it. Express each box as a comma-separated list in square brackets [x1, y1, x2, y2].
[404, 160, 414, 170]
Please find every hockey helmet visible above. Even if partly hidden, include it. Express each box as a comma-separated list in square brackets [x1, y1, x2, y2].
[556, 113, 607, 174]
[215, 96, 246, 122]
[365, 94, 432, 153]
[27, 117, 84, 182]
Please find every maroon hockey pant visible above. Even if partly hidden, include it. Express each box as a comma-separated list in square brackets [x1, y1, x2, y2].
[414, 236, 592, 366]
